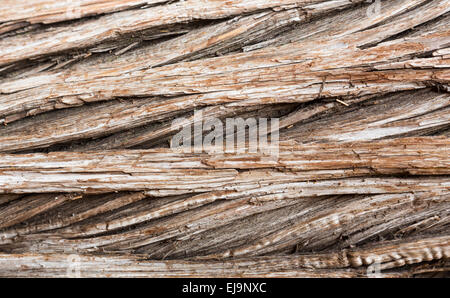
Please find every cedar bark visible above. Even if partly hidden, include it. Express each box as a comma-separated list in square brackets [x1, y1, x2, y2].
[0, 0, 449, 278]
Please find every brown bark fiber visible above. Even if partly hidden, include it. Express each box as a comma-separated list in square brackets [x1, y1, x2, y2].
[0, 0, 448, 278]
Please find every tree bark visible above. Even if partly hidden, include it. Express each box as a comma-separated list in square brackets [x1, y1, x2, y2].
[0, 0, 448, 278]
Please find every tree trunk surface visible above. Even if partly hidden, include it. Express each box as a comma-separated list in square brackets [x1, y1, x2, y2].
[0, 0, 448, 278]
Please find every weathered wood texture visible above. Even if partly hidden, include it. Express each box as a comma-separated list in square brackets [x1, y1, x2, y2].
[0, 137, 448, 194]
[0, 0, 449, 277]
[0, 235, 448, 277]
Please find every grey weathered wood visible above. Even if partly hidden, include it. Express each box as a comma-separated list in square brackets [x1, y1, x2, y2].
[0, 138, 448, 194]
[0, 1, 448, 125]
[0, 0, 448, 278]
[0, 235, 448, 277]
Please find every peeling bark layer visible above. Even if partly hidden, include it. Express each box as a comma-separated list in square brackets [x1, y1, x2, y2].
[0, 0, 449, 278]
